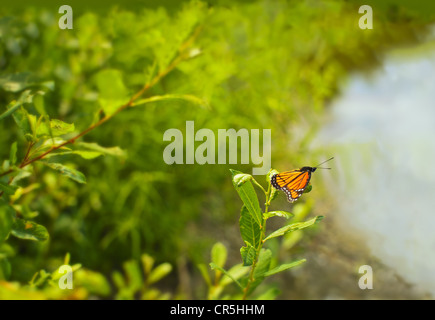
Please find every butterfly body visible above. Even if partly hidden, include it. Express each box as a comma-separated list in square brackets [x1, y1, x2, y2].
[271, 158, 333, 203]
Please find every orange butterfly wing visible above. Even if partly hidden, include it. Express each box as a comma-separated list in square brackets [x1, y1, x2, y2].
[271, 169, 312, 203]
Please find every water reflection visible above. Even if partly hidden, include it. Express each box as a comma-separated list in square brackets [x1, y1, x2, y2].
[314, 43, 435, 296]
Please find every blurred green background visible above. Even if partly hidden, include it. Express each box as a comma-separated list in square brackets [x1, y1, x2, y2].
[1, 0, 435, 299]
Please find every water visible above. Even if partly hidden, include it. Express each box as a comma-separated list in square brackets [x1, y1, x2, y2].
[314, 41, 435, 296]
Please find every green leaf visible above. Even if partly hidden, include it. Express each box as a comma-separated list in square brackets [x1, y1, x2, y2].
[263, 259, 306, 277]
[0, 73, 53, 93]
[232, 172, 253, 187]
[51, 263, 82, 281]
[10, 169, 33, 187]
[209, 263, 244, 291]
[43, 150, 102, 160]
[12, 106, 36, 141]
[11, 218, 49, 241]
[0, 100, 21, 121]
[0, 205, 14, 241]
[0, 242, 15, 258]
[240, 242, 256, 267]
[74, 269, 112, 297]
[267, 169, 280, 201]
[239, 206, 261, 249]
[230, 170, 262, 227]
[264, 216, 324, 242]
[132, 94, 209, 109]
[148, 263, 172, 285]
[0, 72, 37, 92]
[94, 69, 129, 116]
[42, 162, 86, 184]
[303, 184, 312, 194]
[253, 249, 272, 278]
[29, 138, 69, 159]
[63, 252, 71, 265]
[263, 210, 294, 220]
[33, 94, 47, 116]
[112, 271, 125, 289]
[141, 254, 154, 276]
[5, 91, 44, 138]
[76, 142, 126, 158]
[36, 119, 75, 137]
[0, 182, 18, 195]
[11, 204, 39, 219]
[211, 242, 227, 269]
[9, 142, 17, 166]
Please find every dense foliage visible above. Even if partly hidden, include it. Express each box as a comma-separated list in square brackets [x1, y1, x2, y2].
[0, 0, 434, 299]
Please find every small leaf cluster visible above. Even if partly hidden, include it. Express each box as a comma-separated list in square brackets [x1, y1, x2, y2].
[0, 252, 172, 300]
[201, 169, 323, 299]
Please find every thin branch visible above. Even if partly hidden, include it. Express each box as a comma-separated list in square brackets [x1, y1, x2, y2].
[0, 25, 203, 198]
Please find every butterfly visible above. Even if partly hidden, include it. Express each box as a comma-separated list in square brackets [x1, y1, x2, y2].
[271, 157, 334, 203]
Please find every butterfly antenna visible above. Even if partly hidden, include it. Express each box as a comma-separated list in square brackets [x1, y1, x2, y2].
[314, 157, 334, 169]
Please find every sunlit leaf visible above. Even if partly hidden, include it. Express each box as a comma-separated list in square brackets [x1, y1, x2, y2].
[230, 170, 262, 227]
[147, 263, 172, 285]
[94, 69, 129, 116]
[122, 260, 143, 291]
[33, 94, 47, 116]
[42, 162, 86, 184]
[74, 269, 112, 297]
[211, 242, 227, 269]
[43, 150, 102, 160]
[36, 119, 75, 138]
[264, 216, 324, 242]
[75, 142, 126, 158]
[141, 254, 154, 276]
[263, 210, 294, 220]
[132, 94, 209, 109]
[0, 72, 37, 92]
[263, 259, 306, 277]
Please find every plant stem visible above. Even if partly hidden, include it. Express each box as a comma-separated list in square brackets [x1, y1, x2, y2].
[242, 181, 270, 300]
